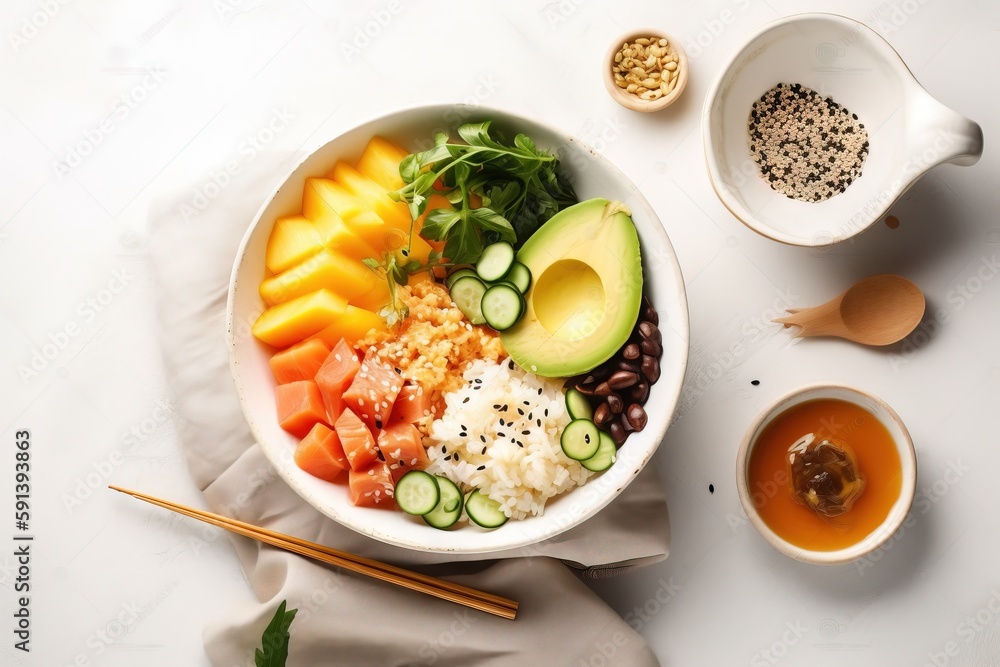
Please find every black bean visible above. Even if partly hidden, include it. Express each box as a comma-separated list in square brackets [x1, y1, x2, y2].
[594, 403, 612, 426]
[622, 343, 640, 360]
[574, 383, 597, 396]
[643, 302, 659, 325]
[608, 371, 639, 390]
[638, 321, 661, 344]
[640, 338, 661, 357]
[594, 382, 613, 397]
[618, 360, 641, 373]
[608, 421, 627, 446]
[625, 404, 648, 431]
[607, 394, 623, 414]
[630, 382, 649, 404]
[621, 413, 635, 433]
[640, 355, 660, 383]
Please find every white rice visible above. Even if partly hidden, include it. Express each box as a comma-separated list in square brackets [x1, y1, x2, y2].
[425, 358, 592, 519]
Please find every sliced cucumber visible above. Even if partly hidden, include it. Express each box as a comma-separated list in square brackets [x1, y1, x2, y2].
[446, 268, 477, 289]
[581, 431, 617, 472]
[423, 476, 464, 529]
[565, 387, 593, 421]
[560, 419, 600, 461]
[449, 275, 487, 325]
[395, 470, 440, 516]
[475, 242, 515, 282]
[503, 262, 532, 294]
[464, 489, 509, 528]
[481, 284, 524, 331]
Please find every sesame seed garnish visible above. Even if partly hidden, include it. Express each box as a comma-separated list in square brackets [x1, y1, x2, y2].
[462, 397, 470, 403]
[477, 465, 486, 471]
[748, 83, 868, 202]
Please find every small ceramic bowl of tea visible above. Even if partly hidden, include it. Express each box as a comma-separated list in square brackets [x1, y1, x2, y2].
[735, 384, 916, 565]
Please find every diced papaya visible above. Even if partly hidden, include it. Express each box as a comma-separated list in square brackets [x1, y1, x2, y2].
[377, 422, 428, 482]
[357, 137, 410, 191]
[252, 289, 348, 349]
[314, 339, 361, 423]
[342, 349, 404, 433]
[265, 215, 323, 274]
[259, 248, 391, 310]
[349, 461, 396, 508]
[329, 161, 411, 231]
[308, 305, 386, 348]
[387, 383, 433, 426]
[335, 407, 379, 472]
[276, 380, 328, 438]
[269, 338, 330, 384]
[294, 422, 347, 482]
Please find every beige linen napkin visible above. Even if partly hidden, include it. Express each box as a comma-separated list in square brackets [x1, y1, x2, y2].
[149, 146, 669, 666]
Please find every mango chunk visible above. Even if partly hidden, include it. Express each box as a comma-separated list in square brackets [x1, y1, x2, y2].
[309, 305, 387, 348]
[357, 137, 409, 191]
[259, 248, 391, 310]
[252, 289, 348, 349]
[266, 215, 323, 274]
[329, 161, 411, 231]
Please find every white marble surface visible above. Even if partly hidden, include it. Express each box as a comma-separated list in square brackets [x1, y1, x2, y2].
[2, 0, 998, 665]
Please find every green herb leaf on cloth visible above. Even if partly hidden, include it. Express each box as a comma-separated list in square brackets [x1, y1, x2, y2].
[255, 600, 297, 667]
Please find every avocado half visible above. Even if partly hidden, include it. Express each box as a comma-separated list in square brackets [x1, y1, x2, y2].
[500, 198, 643, 378]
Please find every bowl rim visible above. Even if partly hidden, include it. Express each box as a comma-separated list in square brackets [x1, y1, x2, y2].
[701, 12, 913, 247]
[603, 29, 688, 112]
[225, 102, 691, 553]
[734, 382, 917, 565]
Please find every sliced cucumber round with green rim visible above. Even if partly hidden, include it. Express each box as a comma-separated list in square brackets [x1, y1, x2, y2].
[445, 268, 478, 289]
[503, 261, 532, 294]
[581, 431, 617, 472]
[481, 284, 524, 331]
[394, 470, 440, 516]
[423, 476, 464, 530]
[464, 489, 509, 528]
[475, 242, 515, 282]
[449, 275, 487, 325]
[565, 387, 593, 421]
[561, 419, 601, 461]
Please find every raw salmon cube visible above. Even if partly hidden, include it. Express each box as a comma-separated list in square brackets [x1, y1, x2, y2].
[335, 407, 379, 472]
[342, 349, 404, 432]
[269, 338, 330, 384]
[349, 461, 396, 508]
[377, 422, 429, 483]
[386, 383, 433, 426]
[315, 339, 362, 423]
[275, 381, 328, 439]
[294, 423, 347, 482]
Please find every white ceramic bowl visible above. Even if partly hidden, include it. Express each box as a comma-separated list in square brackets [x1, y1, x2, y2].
[703, 13, 983, 246]
[735, 384, 917, 565]
[227, 105, 689, 554]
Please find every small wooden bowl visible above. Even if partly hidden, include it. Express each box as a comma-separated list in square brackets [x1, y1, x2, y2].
[604, 30, 688, 112]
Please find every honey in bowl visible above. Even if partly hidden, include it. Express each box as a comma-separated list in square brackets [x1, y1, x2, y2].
[747, 398, 902, 552]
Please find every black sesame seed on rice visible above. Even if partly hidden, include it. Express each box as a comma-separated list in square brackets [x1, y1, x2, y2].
[748, 83, 868, 202]
[477, 465, 486, 471]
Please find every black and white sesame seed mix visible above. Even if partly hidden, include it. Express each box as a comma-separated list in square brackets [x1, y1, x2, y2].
[748, 83, 869, 203]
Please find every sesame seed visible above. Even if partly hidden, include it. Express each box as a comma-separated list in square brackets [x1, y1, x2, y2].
[477, 465, 486, 471]
[748, 83, 868, 202]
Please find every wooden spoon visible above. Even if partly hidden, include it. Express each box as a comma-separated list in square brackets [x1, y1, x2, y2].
[774, 274, 925, 346]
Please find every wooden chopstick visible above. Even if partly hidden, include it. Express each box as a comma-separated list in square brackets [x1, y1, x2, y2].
[109, 485, 517, 620]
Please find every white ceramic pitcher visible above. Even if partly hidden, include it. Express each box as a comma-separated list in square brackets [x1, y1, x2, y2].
[703, 13, 984, 247]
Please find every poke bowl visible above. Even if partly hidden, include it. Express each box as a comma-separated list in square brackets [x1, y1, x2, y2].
[227, 104, 689, 553]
